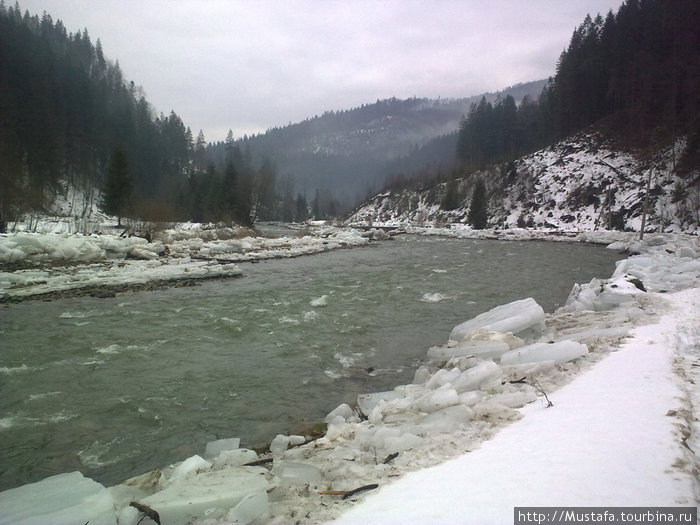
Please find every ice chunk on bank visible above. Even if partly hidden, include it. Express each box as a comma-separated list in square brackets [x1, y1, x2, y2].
[224, 491, 269, 524]
[325, 403, 356, 424]
[136, 468, 271, 525]
[449, 298, 545, 342]
[427, 340, 510, 361]
[0, 471, 116, 525]
[270, 434, 290, 455]
[451, 361, 504, 392]
[358, 390, 402, 417]
[213, 449, 258, 470]
[500, 340, 588, 366]
[204, 437, 240, 458]
[273, 461, 322, 486]
[167, 455, 212, 485]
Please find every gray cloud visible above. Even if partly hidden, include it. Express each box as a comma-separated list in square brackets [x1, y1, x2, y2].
[19, 0, 622, 140]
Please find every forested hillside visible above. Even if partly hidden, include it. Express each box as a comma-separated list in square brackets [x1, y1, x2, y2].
[352, 0, 699, 233]
[0, 2, 271, 230]
[207, 81, 546, 213]
[455, 0, 698, 173]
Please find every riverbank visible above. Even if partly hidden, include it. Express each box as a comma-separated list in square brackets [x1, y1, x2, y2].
[0, 224, 371, 302]
[0, 230, 697, 524]
[333, 287, 699, 524]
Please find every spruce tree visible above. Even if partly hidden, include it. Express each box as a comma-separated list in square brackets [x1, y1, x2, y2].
[467, 178, 488, 229]
[441, 178, 460, 210]
[100, 147, 133, 226]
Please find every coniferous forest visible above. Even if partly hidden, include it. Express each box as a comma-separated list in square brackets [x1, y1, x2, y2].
[0, 2, 278, 230]
[1, 0, 698, 231]
[456, 0, 699, 172]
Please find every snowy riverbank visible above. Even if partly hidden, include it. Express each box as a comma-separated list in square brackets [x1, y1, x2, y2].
[0, 231, 697, 525]
[0, 224, 371, 302]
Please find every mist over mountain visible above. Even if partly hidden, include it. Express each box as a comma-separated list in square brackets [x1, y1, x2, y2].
[207, 80, 547, 209]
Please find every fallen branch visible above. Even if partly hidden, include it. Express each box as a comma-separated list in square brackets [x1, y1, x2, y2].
[318, 483, 379, 500]
[532, 380, 554, 408]
[342, 483, 379, 500]
[383, 452, 399, 464]
[130, 501, 161, 525]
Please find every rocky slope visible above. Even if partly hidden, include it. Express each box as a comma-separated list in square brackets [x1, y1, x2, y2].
[347, 131, 699, 233]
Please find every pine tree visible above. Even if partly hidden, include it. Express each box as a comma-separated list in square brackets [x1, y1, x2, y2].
[440, 178, 460, 210]
[295, 194, 308, 222]
[467, 178, 488, 229]
[100, 147, 133, 226]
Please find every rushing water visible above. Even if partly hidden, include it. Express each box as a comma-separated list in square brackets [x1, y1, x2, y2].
[0, 235, 621, 490]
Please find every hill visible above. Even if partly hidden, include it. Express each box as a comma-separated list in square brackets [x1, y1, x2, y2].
[347, 0, 700, 233]
[207, 81, 547, 209]
[347, 130, 699, 233]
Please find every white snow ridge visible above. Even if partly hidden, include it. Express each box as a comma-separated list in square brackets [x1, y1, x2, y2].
[1, 232, 697, 524]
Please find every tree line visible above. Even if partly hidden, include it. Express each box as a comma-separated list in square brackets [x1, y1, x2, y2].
[376, 0, 699, 230]
[0, 2, 317, 231]
[457, 0, 699, 171]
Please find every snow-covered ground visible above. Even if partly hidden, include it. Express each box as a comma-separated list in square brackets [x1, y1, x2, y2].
[1, 230, 697, 525]
[0, 224, 370, 301]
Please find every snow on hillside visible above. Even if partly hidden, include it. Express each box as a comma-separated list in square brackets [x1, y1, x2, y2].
[1, 232, 697, 524]
[348, 132, 699, 234]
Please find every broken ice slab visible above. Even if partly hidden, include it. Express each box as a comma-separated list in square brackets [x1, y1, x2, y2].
[0, 471, 116, 525]
[414, 385, 460, 413]
[270, 434, 290, 455]
[204, 437, 240, 458]
[134, 467, 272, 525]
[273, 461, 323, 486]
[450, 360, 504, 393]
[427, 340, 510, 361]
[325, 403, 355, 423]
[500, 340, 588, 366]
[357, 390, 403, 417]
[224, 491, 270, 524]
[166, 454, 212, 486]
[449, 298, 545, 343]
[213, 448, 258, 470]
[417, 404, 474, 433]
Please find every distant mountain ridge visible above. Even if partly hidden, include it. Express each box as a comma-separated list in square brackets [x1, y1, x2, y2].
[208, 80, 547, 206]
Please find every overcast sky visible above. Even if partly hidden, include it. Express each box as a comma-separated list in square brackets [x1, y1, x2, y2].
[19, 0, 622, 142]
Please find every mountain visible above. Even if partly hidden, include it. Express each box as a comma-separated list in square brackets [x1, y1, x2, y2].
[208, 81, 547, 208]
[347, 130, 699, 233]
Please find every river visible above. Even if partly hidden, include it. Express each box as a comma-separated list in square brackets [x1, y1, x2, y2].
[0, 235, 620, 490]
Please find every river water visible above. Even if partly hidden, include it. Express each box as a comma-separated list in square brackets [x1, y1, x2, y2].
[0, 235, 620, 490]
